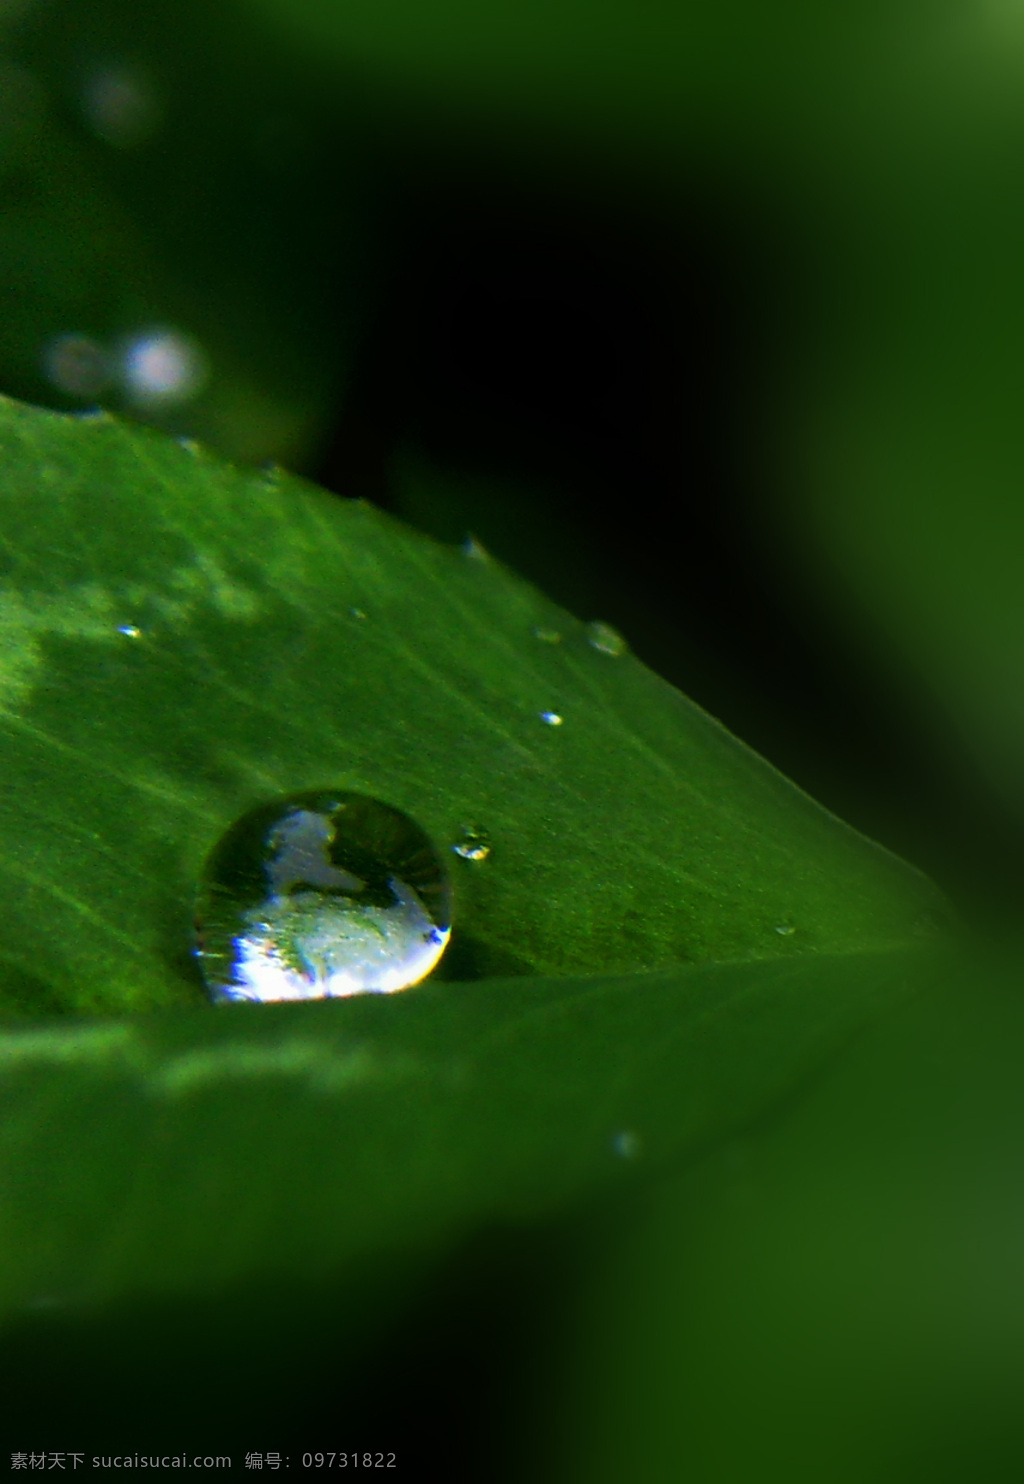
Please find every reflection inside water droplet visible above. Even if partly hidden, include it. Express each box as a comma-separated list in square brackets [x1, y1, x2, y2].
[452, 825, 491, 862]
[586, 620, 626, 657]
[195, 791, 451, 1003]
[774, 923, 796, 936]
[117, 624, 141, 638]
[540, 711, 563, 726]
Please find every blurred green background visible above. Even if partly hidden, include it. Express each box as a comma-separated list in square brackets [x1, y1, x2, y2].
[5, 0, 1024, 1476]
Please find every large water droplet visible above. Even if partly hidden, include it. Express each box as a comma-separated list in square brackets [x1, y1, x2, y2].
[195, 791, 452, 1004]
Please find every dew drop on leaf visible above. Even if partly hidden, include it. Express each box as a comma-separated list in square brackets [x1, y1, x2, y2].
[531, 626, 562, 644]
[540, 711, 563, 726]
[194, 791, 452, 1003]
[774, 923, 796, 936]
[586, 620, 627, 657]
[452, 824, 491, 862]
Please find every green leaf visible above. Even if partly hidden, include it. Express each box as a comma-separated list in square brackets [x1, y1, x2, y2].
[552, 951, 1024, 1483]
[759, 98, 1024, 855]
[0, 397, 938, 1016]
[795, 202, 1024, 825]
[0, 947, 918, 1325]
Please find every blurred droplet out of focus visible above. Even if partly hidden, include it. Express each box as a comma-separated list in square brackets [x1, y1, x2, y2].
[80, 63, 161, 148]
[43, 333, 111, 399]
[121, 327, 208, 406]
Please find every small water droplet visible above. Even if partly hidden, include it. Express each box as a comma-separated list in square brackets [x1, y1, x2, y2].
[452, 825, 491, 862]
[586, 620, 627, 657]
[195, 791, 452, 1003]
[774, 923, 796, 936]
[539, 711, 563, 726]
[122, 327, 207, 406]
[117, 624, 141, 638]
[43, 334, 110, 399]
[611, 1130, 641, 1159]
[349, 607, 367, 620]
[177, 436, 201, 455]
[462, 536, 488, 561]
[532, 626, 562, 644]
[911, 910, 945, 937]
